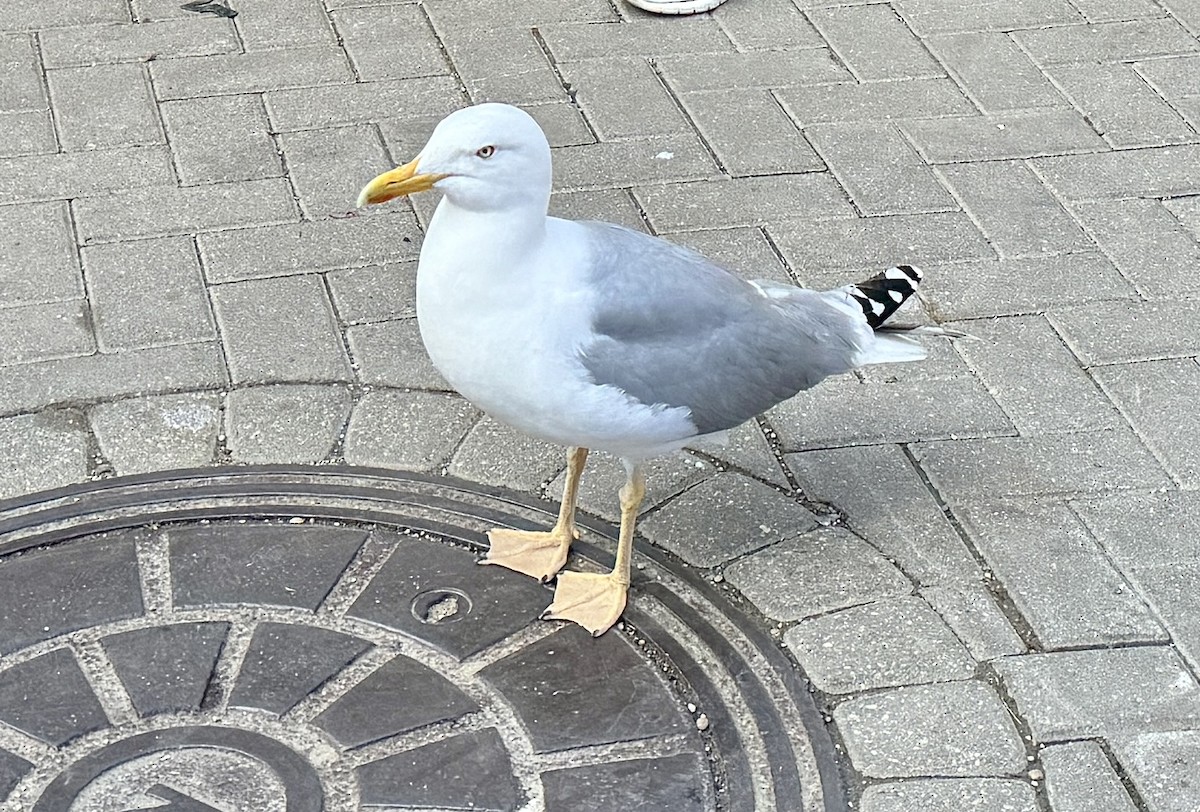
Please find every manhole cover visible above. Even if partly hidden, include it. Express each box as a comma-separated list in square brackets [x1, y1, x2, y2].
[0, 467, 844, 811]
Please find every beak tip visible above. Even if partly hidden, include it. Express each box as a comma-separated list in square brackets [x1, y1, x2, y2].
[355, 187, 371, 208]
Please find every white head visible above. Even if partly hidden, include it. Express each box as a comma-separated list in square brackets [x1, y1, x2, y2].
[357, 103, 553, 214]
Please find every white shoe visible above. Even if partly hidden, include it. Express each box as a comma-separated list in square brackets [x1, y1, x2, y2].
[625, 0, 730, 14]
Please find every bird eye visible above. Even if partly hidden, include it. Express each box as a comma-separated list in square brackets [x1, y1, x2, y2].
[475, 145, 496, 159]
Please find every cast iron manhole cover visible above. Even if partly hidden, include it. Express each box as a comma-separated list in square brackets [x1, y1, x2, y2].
[0, 467, 844, 811]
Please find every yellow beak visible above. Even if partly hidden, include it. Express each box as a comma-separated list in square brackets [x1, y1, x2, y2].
[356, 157, 448, 207]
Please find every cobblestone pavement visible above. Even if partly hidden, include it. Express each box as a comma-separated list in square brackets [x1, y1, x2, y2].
[2, 0, 1200, 809]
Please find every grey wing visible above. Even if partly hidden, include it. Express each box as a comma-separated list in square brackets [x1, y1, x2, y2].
[577, 222, 864, 435]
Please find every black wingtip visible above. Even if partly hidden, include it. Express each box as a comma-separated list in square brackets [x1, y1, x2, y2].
[847, 265, 923, 329]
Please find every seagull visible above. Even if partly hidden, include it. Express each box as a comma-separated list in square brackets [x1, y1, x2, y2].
[356, 103, 962, 636]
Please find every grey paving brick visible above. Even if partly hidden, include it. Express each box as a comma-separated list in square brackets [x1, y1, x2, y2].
[1093, 359, 1200, 487]
[1135, 55, 1200, 99]
[1014, 19, 1200, 65]
[1111, 731, 1200, 812]
[265, 76, 464, 132]
[937, 161, 1091, 257]
[81, 236, 215, 351]
[901, 110, 1107, 164]
[424, 0, 615, 28]
[784, 596, 976, 694]
[1050, 299, 1200, 365]
[433, 24, 562, 105]
[0, 300, 93, 366]
[807, 122, 955, 215]
[347, 318, 449, 391]
[894, 0, 1081, 35]
[724, 527, 911, 621]
[1163, 0, 1200, 32]
[0, 200, 81, 307]
[161, 94, 282, 185]
[560, 58, 687, 140]
[198, 212, 421, 282]
[90, 392, 221, 475]
[836, 681, 1025, 778]
[0, 109, 55, 157]
[911, 427, 1171, 504]
[0, 145, 175, 205]
[1032, 144, 1200, 200]
[1169, 95, 1200, 131]
[226, 384, 351, 463]
[150, 46, 353, 100]
[680, 89, 822, 177]
[658, 50, 850, 93]
[0, 33, 46, 111]
[0, 411, 88, 499]
[541, 17, 732, 60]
[920, 253, 1136, 321]
[549, 189, 647, 233]
[809, 4, 943, 81]
[343, 390, 479, 472]
[552, 132, 717, 192]
[923, 583, 1026, 661]
[778, 78, 974, 127]
[447, 415, 563, 491]
[554, 449, 717, 522]
[957, 500, 1165, 648]
[236, 0, 335, 50]
[639, 472, 817, 567]
[785, 444, 980, 587]
[925, 32, 1067, 113]
[0, 0, 128, 31]
[663, 227, 792, 286]
[47, 63, 162, 150]
[0, 342, 226, 417]
[327, 262, 417, 325]
[691, 419, 790, 488]
[39, 18, 239, 68]
[1072, 0, 1166, 21]
[279, 124, 390, 219]
[1073, 199, 1200, 297]
[713, 0, 824, 50]
[1041, 741, 1138, 812]
[995, 647, 1200, 741]
[211, 275, 353, 384]
[951, 315, 1119, 434]
[523, 102, 593, 148]
[332, 5, 447, 82]
[129, 0, 195, 21]
[634, 174, 851, 233]
[1052, 63, 1194, 149]
[1165, 194, 1200, 233]
[75, 178, 298, 244]
[859, 779, 1038, 812]
[770, 211, 994, 273]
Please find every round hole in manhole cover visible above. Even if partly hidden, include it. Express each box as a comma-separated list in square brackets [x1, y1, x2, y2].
[0, 466, 846, 812]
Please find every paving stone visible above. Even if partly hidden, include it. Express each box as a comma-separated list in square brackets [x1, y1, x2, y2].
[265, 76, 464, 131]
[0, 109, 55, 157]
[102, 622, 229, 715]
[835, 680, 1025, 778]
[480, 627, 688, 753]
[211, 275, 353, 385]
[0, 200, 81, 308]
[922, 583, 1025, 661]
[523, 102, 594, 149]
[0, 750, 32, 798]
[1072, 0, 1166, 21]
[997, 646, 1200, 742]
[859, 778, 1038, 812]
[807, 122, 955, 215]
[75, 178, 298, 244]
[957, 500, 1166, 648]
[90, 392, 221, 475]
[279, 124, 390, 219]
[937, 161, 1091, 257]
[553, 132, 717, 192]
[1049, 299, 1200, 365]
[228, 623, 369, 714]
[549, 189, 647, 234]
[81, 236, 215, 350]
[542, 752, 708, 811]
[786, 444, 979, 587]
[901, 110, 1107, 164]
[0, 410, 89, 500]
[0, 0, 128, 30]
[690, 418, 790, 487]
[1163, 0, 1200, 32]
[343, 390, 479, 472]
[235, 0, 335, 50]
[552, 449, 717, 523]
[332, 5, 446, 82]
[951, 315, 1118, 434]
[1166, 195, 1200, 232]
[424, 0, 615, 29]
[0, 300, 93, 366]
[1050, 62, 1194, 148]
[1014, 19, 1200, 65]
[447, 415, 564, 491]
[712, 0, 823, 50]
[326, 262, 417, 325]
[161, 94, 283, 185]
[1033, 144, 1200, 200]
[679, 89, 822, 177]
[725, 528, 911, 621]
[46, 63, 161, 151]
[778, 78, 974, 126]
[639, 472, 818, 567]
[658, 49, 851, 93]
[560, 57, 688, 140]
[894, 0, 1081, 34]
[1041, 741, 1138, 812]
[809, 4, 943, 81]
[0, 145, 175, 205]
[1110, 731, 1200, 812]
[0, 530, 142, 654]
[911, 427, 1171, 504]
[198, 212, 421, 282]
[1073, 199, 1200, 296]
[1135, 55, 1200, 99]
[0, 33, 45, 111]
[358, 729, 520, 810]
[169, 524, 367, 610]
[225, 385, 352, 464]
[346, 319, 448, 390]
[150, 46, 353, 100]
[1093, 359, 1200, 488]
[785, 596, 976, 694]
[0, 648, 107, 746]
[432, 23, 562, 104]
[39, 18, 239, 67]
[540, 17, 732, 60]
[924, 32, 1066, 113]
[313, 653, 478, 747]
[635, 175, 850, 233]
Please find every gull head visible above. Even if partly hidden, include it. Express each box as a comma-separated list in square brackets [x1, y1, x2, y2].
[356, 103, 552, 213]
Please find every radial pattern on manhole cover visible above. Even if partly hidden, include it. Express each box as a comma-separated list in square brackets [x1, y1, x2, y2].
[0, 467, 843, 812]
